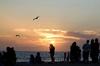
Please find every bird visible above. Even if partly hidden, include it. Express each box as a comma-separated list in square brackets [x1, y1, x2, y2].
[16, 34, 20, 38]
[33, 16, 39, 21]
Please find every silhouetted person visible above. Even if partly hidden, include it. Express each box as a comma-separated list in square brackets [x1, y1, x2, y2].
[70, 42, 81, 63]
[4, 47, 16, 66]
[77, 46, 81, 62]
[90, 39, 99, 63]
[94, 38, 99, 63]
[82, 40, 90, 63]
[90, 39, 95, 63]
[0, 52, 2, 63]
[64, 52, 66, 62]
[2, 51, 6, 66]
[35, 52, 42, 63]
[29, 54, 35, 64]
[67, 52, 70, 62]
[0, 52, 3, 66]
[49, 44, 55, 63]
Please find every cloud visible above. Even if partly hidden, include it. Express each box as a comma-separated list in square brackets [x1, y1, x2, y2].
[33, 29, 80, 40]
[66, 31, 100, 40]
[0, 28, 100, 51]
[13, 28, 30, 32]
[0, 34, 12, 38]
[33, 29, 100, 41]
[83, 30, 98, 35]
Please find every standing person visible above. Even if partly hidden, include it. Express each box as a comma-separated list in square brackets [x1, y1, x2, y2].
[35, 52, 42, 64]
[70, 42, 81, 63]
[94, 38, 99, 63]
[4, 47, 16, 66]
[90, 39, 95, 63]
[29, 54, 35, 64]
[49, 44, 55, 63]
[77, 46, 81, 62]
[0, 52, 3, 66]
[67, 52, 70, 63]
[64, 52, 66, 62]
[82, 40, 90, 63]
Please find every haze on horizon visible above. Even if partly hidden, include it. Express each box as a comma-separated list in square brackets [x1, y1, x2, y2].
[0, 0, 100, 51]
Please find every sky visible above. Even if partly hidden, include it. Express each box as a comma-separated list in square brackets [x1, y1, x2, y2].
[0, 0, 100, 51]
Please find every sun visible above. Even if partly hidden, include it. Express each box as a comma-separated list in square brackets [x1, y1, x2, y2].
[40, 33, 56, 46]
[50, 40, 55, 44]
[46, 38, 56, 46]
[35, 29, 67, 46]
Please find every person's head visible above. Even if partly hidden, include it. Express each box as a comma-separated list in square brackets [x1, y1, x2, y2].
[91, 39, 94, 44]
[86, 40, 89, 44]
[50, 44, 53, 46]
[6, 47, 10, 52]
[30, 54, 34, 58]
[95, 38, 98, 43]
[72, 42, 76, 46]
[50, 44, 54, 48]
[37, 52, 40, 56]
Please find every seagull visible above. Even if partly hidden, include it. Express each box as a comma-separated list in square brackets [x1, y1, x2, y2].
[16, 34, 20, 37]
[33, 16, 39, 21]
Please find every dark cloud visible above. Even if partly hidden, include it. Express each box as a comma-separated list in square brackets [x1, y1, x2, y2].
[65, 31, 100, 40]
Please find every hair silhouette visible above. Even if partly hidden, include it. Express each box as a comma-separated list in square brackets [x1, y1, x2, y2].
[49, 44, 55, 63]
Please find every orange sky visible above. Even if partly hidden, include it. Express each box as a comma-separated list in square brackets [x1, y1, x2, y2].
[0, 0, 100, 51]
[0, 28, 100, 51]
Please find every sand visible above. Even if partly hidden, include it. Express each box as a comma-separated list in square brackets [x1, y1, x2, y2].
[15, 62, 100, 66]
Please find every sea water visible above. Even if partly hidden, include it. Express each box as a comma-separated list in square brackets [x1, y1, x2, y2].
[16, 51, 66, 62]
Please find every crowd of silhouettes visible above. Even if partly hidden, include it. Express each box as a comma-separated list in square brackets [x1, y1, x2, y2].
[29, 44, 55, 64]
[0, 38, 100, 65]
[29, 39, 99, 64]
[70, 38, 100, 63]
[0, 47, 16, 66]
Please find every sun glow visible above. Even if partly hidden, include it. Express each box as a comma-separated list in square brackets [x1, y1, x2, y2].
[32, 28, 80, 47]
[40, 33, 56, 46]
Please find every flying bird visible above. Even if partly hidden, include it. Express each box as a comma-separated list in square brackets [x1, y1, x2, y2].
[33, 16, 39, 21]
[16, 34, 20, 38]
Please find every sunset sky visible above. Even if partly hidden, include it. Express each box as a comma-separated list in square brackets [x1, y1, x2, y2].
[0, 0, 100, 51]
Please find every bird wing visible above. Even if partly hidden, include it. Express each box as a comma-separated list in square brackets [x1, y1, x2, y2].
[33, 16, 39, 21]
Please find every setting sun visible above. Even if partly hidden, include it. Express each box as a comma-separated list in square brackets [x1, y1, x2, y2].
[39, 32, 57, 46]
[0, 0, 100, 64]
[0, 0, 100, 52]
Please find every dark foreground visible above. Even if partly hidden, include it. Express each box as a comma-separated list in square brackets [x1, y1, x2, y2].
[15, 62, 100, 66]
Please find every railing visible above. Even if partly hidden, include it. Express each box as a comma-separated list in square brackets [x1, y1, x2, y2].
[17, 57, 65, 62]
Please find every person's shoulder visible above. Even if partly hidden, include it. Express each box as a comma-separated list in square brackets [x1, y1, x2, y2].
[83, 43, 86, 46]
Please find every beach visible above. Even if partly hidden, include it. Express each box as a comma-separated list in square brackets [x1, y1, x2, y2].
[15, 62, 100, 66]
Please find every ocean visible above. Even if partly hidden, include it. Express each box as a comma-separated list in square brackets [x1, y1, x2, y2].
[16, 51, 67, 62]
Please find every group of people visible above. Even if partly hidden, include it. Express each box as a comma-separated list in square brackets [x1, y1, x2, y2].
[0, 47, 16, 66]
[70, 38, 99, 63]
[29, 44, 55, 64]
[29, 52, 42, 64]
[29, 38, 100, 64]
[0, 38, 99, 65]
